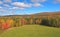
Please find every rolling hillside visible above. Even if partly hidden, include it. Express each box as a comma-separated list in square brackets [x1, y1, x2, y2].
[0, 12, 60, 37]
[0, 25, 60, 37]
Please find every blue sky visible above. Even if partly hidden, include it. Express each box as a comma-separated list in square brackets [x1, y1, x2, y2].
[0, 0, 60, 16]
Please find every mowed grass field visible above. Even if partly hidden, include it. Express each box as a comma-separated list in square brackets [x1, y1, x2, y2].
[0, 25, 60, 37]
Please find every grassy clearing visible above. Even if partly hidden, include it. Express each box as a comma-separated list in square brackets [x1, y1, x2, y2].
[0, 25, 60, 37]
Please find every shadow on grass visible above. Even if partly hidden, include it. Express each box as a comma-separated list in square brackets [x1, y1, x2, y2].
[0, 29, 6, 35]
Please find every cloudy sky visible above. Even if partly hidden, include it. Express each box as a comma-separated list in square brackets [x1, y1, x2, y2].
[0, 0, 60, 16]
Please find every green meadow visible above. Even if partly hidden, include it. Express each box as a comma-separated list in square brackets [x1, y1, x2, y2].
[0, 25, 60, 37]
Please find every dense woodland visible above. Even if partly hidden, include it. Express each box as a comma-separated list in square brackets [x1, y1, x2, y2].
[0, 12, 60, 30]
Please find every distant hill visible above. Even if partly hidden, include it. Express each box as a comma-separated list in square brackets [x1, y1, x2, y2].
[31, 11, 60, 15]
[0, 11, 60, 17]
[0, 11, 60, 18]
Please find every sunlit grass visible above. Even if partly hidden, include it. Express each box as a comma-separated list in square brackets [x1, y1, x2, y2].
[0, 25, 60, 37]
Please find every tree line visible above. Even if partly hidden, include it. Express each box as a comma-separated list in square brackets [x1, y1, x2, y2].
[0, 15, 60, 30]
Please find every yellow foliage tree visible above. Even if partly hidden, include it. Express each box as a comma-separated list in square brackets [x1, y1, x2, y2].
[6, 19, 14, 27]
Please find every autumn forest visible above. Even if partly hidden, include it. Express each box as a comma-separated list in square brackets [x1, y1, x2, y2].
[0, 12, 60, 30]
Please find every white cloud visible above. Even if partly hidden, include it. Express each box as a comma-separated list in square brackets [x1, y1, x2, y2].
[54, 0, 60, 3]
[12, 2, 32, 8]
[0, 1, 3, 4]
[55, 0, 60, 2]
[0, 9, 8, 13]
[0, 7, 10, 14]
[3, 4, 10, 8]
[31, 0, 46, 3]
[0, 6, 2, 9]
[10, 7, 24, 10]
[3, 0, 12, 3]
[1, 10, 7, 13]
[33, 3, 43, 7]
[10, 7, 19, 10]
[31, 0, 46, 7]
[0, 0, 46, 14]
